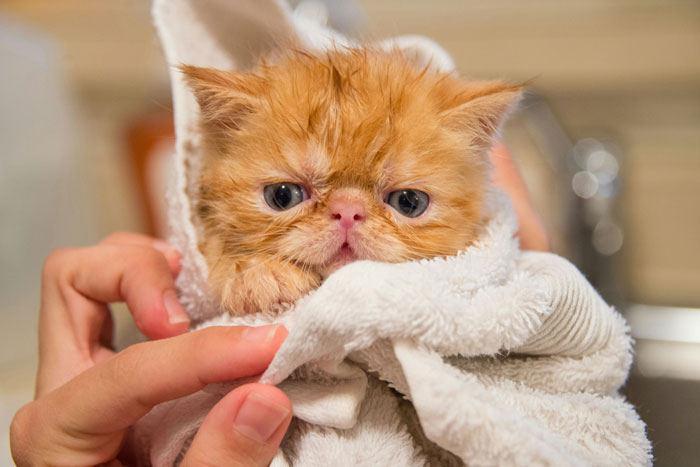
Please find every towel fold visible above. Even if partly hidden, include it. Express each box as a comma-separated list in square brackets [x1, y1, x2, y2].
[133, 189, 650, 466]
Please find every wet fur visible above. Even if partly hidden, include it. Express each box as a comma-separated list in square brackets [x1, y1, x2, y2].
[181, 48, 520, 315]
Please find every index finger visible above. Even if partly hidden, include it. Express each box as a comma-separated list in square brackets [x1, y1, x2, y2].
[45, 325, 287, 435]
[37, 243, 192, 396]
[100, 232, 182, 276]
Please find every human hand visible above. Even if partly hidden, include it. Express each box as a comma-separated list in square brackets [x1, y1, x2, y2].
[490, 142, 550, 251]
[10, 233, 292, 466]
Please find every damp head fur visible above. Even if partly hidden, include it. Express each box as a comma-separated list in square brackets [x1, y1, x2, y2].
[181, 48, 521, 313]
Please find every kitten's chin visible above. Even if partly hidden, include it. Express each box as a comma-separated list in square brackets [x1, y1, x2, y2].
[317, 243, 358, 278]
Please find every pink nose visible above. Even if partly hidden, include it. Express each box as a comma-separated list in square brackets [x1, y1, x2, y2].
[330, 201, 366, 230]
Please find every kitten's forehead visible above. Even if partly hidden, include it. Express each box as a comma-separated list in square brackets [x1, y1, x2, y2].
[202, 48, 512, 197]
[282, 142, 331, 181]
[279, 134, 464, 197]
[275, 115, 432, 187]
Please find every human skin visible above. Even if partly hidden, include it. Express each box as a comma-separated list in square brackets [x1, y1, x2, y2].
[491, 142, 549, 252]
[9, 144, 545, 466]
[9, 232, 292, 466]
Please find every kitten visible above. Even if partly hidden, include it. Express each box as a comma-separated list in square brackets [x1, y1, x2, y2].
[181, 48, 520, 315]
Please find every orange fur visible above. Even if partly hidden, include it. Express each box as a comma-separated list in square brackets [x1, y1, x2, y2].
[181, 48, 521, 315]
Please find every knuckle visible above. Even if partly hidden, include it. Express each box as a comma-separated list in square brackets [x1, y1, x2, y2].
[189, 328, 214, 357]
[145, 246, 169, 266]
[42, 247, 76, 280]
[108, 345, 146, 390]
[112, 342, 162, 410]
[132, 246, 170, 272]
[189, 328, 221, 363]
[115, 342, 144, 371]
[118, 246, 171, 287]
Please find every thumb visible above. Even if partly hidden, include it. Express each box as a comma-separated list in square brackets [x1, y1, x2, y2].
[182, 383, 292, 467]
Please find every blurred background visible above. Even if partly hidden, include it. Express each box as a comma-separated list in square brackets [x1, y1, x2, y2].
[1, 0, 698, 464]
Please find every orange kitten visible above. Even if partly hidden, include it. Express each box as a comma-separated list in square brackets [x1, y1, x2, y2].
[181, 48, 520, 315]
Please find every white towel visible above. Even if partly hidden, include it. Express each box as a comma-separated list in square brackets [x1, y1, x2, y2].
[137, 0, 652, 465]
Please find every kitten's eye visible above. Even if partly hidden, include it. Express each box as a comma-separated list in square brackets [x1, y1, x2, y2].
[264, 183, 308, 211]
[386, 189, 429, 218]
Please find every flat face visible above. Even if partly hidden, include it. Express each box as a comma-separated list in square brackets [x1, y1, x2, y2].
[189, 49, 517, 280]
[180, 49, 518, 312]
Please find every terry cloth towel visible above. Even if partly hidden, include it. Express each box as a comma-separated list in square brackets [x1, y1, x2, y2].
[135, 0, 653, 465]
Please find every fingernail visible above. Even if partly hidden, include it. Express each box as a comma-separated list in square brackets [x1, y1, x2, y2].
[163, 290, 190, 325]
[243, 324, 280, 343]
[233, 392, 290, 443]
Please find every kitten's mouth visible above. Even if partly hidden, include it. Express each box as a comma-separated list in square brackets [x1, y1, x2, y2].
[321, 242, 358, 275]
[336, 242, 357, 262]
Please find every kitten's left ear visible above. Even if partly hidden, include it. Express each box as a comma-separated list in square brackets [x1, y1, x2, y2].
[179, 65, 263, 131]
[441, 82, 522, 152]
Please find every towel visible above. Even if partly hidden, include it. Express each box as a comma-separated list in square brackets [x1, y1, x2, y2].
[136, 0, 652, 465]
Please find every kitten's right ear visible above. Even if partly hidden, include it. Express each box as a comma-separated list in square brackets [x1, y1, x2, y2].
[179, 65, 263, 131]
[439, 82, 523, 153]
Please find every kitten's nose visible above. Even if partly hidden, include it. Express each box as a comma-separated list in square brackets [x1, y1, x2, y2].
[330, 200, 366, 230]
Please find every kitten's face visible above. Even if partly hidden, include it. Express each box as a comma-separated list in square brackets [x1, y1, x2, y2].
[183, 49, 519, 312]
